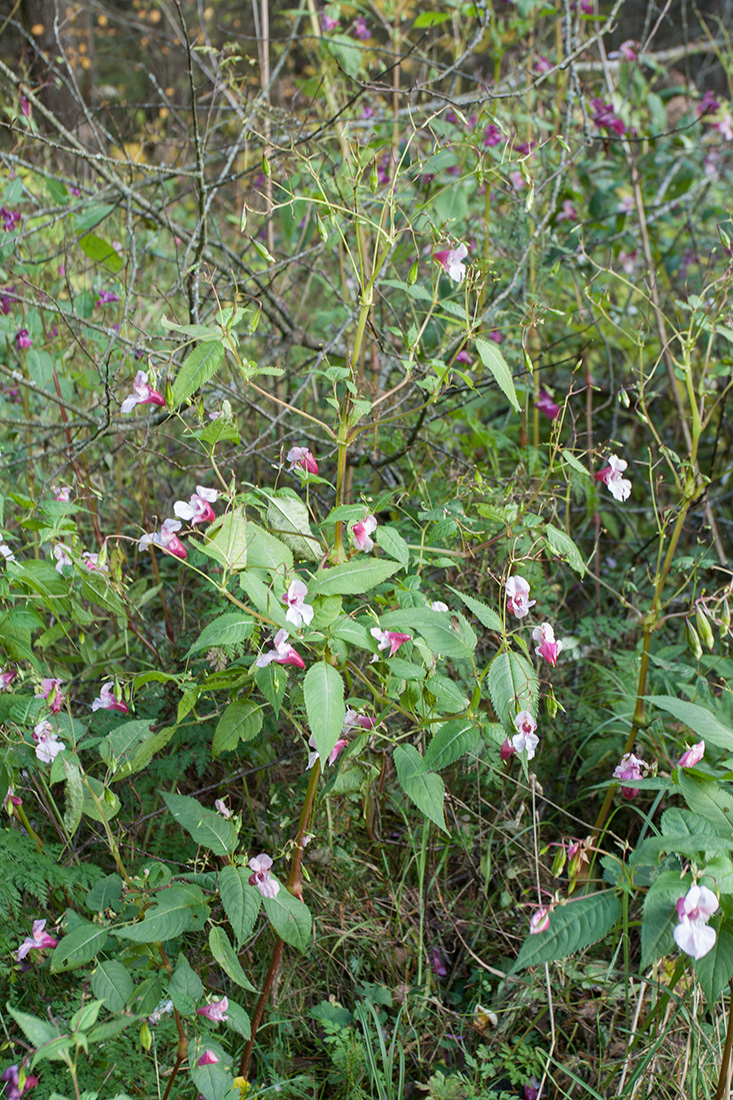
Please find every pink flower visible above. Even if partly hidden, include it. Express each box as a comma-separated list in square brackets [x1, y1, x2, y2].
[283, 578, 314, 629]
[120, 370, 166, 414]
[594, 454, 631, 502]
[1, 208, 21, 232]
[53, 485, 72, 502]
[713, 113, 733, 140]
[307, 733, 348, 770]
[455, 349, 473, 364]
[488, 329, 502, 343]
[0, 667, 17, 690]
[53, 544, 72, 573]
[370, 627, 411, 657]
[320, 9, 339, 31]
[511, 710, 539, 759]
[557, 199, 578, 222]
[215, 798, 230, 817]
[613, 752, 644, 798]
[197, 1049, 220, 1066]
[697, 90, 721, 117]
[433, 243, 468, 284]
[529, 907, 550, 934]
[524, 1077, 542, 1100]
[15, 329, 32, 350]
[255, 628, 305, 669]
[678, 741, 705, 768]
[500, 739, 516, 761]
[429, 947, 448, 977]
[196, 996, 229, 1023]
[82, 551, 108, 572]
[354, 16, 369, 38]
[343, 708, 376, 732]
[248, 853, 280, 898]
[532, 622, 563, 666]
[286, 446, 319, 475]
[17, 918, 58, 962]
[351, 514, 378, 552]
[674, 884, 719, 960]
[91, 682, 129, 713]
[173, 485, 219, 525]
[36, 678, 65, 713]
[505, 575, 535, 619]
[139, 518, 187, 560]
[536, 389, 560, 420]
[590, 98, 625, 136]
[1, 1064, 38, 1099]
[95, 290, 120, 307]
[483, 124, 502, 147]
[33, 721, 66, 764]
[609, 39, 637, 60]
[535, 54, 553, 73]
[617, 249, 637, 274]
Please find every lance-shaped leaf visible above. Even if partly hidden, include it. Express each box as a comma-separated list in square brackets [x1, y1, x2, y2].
[303, 662, 346, 766]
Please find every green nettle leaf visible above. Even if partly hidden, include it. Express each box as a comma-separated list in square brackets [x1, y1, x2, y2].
[208, 926, 257, 991]
[262, 890, 312, 952]
[640, 871, 687, 969]
[678, 771, 733, 834]
[647, 695, 733, 754]
[62, 756, 84, 836]
[195, 508, 249, 571]
[98, 719, 154, 770]
[511, 892, 621, 972]
[475, 337, 521, 412]
[50, 922, 109, 973]
[309, 558, 401, 597]
[171, 340, 226, 406]
[187, 613, 255, 656]
[163, 791, 235, 856]
[393, 745, 448, 832]
[212, 701, 263, 757]
[447, 586, 502, 632]
[115, 886, 204, 943]
[660, 807, 719, 839]
[169, 952, 205, 1014]
[91, 960, 134, 1012]
[218, 865, 261, 948]
[544, 524, 586, 577]
[7, 1005, 62, 1048]
[422, 719, 480, 772]
[375, 525, 410, 569]
[694, 919, 733, 1003]
[303, 662, 346, 766]
[266, 494, 322, 561]
[380, 608, 476, 660]
[86, 874, 124, 912]
[487, 650, 538, 730]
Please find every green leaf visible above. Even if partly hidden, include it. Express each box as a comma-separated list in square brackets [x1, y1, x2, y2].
[124, 725, 176, 778]
[422, 719, 480, 772]
[187, 613, 255, 657]
[81, 775, 121, 823]
[225, 1000, 251, 1040]
[309, 559, 401, 597]
[62, 756, 84, 836]
[262, 890, 312, 952]
[30, 1036, 75, 1070]
[79, 233, 123, 273]
[169, 952, 205, 1014]
[447, 587, 502, 632]
[641, 871, 689, 969]
[71, 998, 103, 1032]
[425, 674, 469, 713]
[380, 607, 476, 660]
[393, 745, 447, 832]
[218, 866, 261, 948]
[303, 662, 346, 767]
[98, 720, 153, 770]
[475, 337, 521, 412]
[678, 771, 733, 833]
[413, 10, 452, 25]
[375, 526, 410, 569]
[114, 886, 202, 943]
[51, 922, 109, 973]
[171, 341, 226, 406]
[163, 792, 234, 856]
[266, 495, 321, 562]
[7, 1004, 62, 1048]
[208, 926, 257, 991]
[487, 650, 538, 731]
[694, 919, 733, 1004]
[661, 807, 719, 839]
[86, 874, 123, 912]
[188, 1039, 235, 1100]
[212, 701, 263, 757]
[511, 892, 621, 972]
[544, 524, 586, 577]
[91, 960, 134, 1012]
[647, 695, 733, 754]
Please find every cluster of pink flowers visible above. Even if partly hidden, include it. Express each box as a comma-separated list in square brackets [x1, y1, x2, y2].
[139, 486, 219, 560]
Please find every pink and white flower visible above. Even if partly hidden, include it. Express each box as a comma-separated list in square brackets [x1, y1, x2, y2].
[53, 485, 72, 502]
[433, 243, 469, 284]
[286, 446, 318, 475]
[370, 627, 411, 657]
[197, 1050, 219, 1066]
[36, 678, 65, 713]
[529, 907, 550, 934]
[1, 1064, 38, 1099]
[196, 996, 229, 1023]
[255, 628, 305, 669]
[0, 667, 17, 690]
[678, 741, 705, 768]
[594, 454, 631, 502]
[139, 518, 187, 560]
[511, 710, 539, 759]
[307, 733, 348, 770]
[505, 575, 535, 619]
[17, 918, 58, 961]
[673, 884, 719, 960]
[557, 199, 578, 222]
[351, 515, 378, 552]
[343, 708, 376, 733]
[120, 370, 166, 414]
[91, 682, 129, 713]
[283, 579, 314, 629]
[215, 798, 231, 818]
[248, 853, 280, 898]
[173, 485, 218, 525]
[52, 544, 72, 572]
[33, 721, 66, 764]
[613, 752, 644, 798]
[82, 551, 108, 572]
[532, 622, 563, 666]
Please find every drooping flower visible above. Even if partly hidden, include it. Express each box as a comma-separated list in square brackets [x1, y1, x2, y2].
[433, 243, 469, 284]
[215, 798, 230, 818]
[697, 89, 721, 117]
[351, 515, 377, 552]
[15, 329, 32, 350]
[678, 741, 705, 768]
[483, 124, 502, 147]
[173, 485, 219, 525]
[36, 678, 65, 713]
[52, 485, 72, 502]
[429, 947, 448, 977]
[320, 9, 339, 31]
[455, 349, 473, 365]
[594, 454, 632, 502]
[673, 884, 719, 960]
[536, 389, 560, 420]
[505, 575, 535, 619]
[91, 682, 129, 713]
[613, 752, 644, 798]
[148, 998, 174, 1025]
[511, 710, 539, 759]
[255, 628, 305, 669]
[1, 207, 21, 232]
[120, 370, 166, 414]
[33, 721, 66, 764]
[353, 16, 370, 38]
[196, 996, 229, 1023]
[139, 518, 187, 560]
[282, 578, 314, 629]
[529, 907, 550, 934]
[431, 601, 449, 613]
[343, 708, 376, 733]
[590, 97, 625, 136]
[52, 544, 72, 573]
[713, 113, 733, 140]
[0, 287, 16, 313]
[0, 667, 17, 690]
[307, 733, 348, 770]
[17, 918, 58, 962]
[370, 627, 411, 657]
[0, 542, 16, 563]
[197, 1050, 220, 1066]
[81, 551, 108, 572]
[557, 199, 578, 222]
[532, 622, 563, 666]
[248, 853, 280, 898]
[609, 39, 637, 60]
[0, 1064, 39, 1100]
[286, 446, 319, 475]
[95, 290, 120, 307]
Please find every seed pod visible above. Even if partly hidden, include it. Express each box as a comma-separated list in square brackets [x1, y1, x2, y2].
[140, 1021, 152, 1051]
[407, 259, 419, 286]
[545, 686, 559, 719]
[262, 152, 271, 178]
[685, 619, 703, 661]
[721, 598, 731, 636]
[316, 213, 328, 243]
[696, 605, 715, 650]
[551, 846, 566, 878]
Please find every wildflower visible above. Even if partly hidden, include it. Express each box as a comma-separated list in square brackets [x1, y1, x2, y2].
[248, 853, 280, 898]
[617, 250, 638, 275]
[429, 947, 448, 977]
[431, 601, 449, 612]
[613, 752, 644, 798]
[286, 446, 318, 475]
[511, 710, 539, 759]
[678, 741, 705, 768]
[255, 628, 305, 669]
[52, 544, 72, 572]
[673, 884, 719, 960]
[609, 39, 637, 60]
[343, 708, 376, 732]
[307, 733, 348, 770]
[0, 1065, 39, 1100]
[320, 9, 339, 31]
[483, 124, 502, 147]
[590, 98, 625, 136]
[282, 578, 314, 629]
[196, 997, 229, 1023]
[33, 721, 66, 764]
[17, 918, 58, 962]
[15, 329, 32, 350]
[535, 54, 553, 73]
[524, 1077, 542, 1100]
[82, 551, 108, 572]
[433, 243, 469, 284]
[532, 622, 563, 666]
[489, 329, 502, 343]
[580, 0, 593, 10]
[198, 1049, 220, 1066]
[1, 208, 21, 232]
[0, 667, 17, 690]
[36, 678, 65, 713]
[0, 542, 16, 563]
[500, 739, 516, 762]
[351, 514, 378, 552]
[148, 998, 174, 1025]
[594, 454, 632, 502]
[173, 485, 219, 525]
[215, 799, 230, 818]
[713, 113, 733, 140]
[697, 90, 721, 117]
[505, 575, 535, 619]
[91, 682, 129, 713]
[0, 287, 15, 313]
[529, 907, 550, 934]
[120, 370, 166, 414]
[95, 290, 120, 307]
[557, 199, 578, 222]
[370, 627, 411, 657]
[354, 16, 369, 38]
[455, 349, 473, 365]
[139, 518, 187, 560]
[536, 389, 560, 420]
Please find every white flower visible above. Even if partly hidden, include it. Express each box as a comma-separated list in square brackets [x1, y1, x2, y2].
[673, 884, 719, 960]
[282, 579, 314, 629]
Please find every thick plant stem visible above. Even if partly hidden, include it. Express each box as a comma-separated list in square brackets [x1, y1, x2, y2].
[716, 980, 733, 1100]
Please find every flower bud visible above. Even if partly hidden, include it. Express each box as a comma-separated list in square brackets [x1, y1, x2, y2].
[551, 846, 566, 878]
[140, 1021, 152, 1051]
[369, 160, 379, 193]
[695, 605, 715, 651]
[262, 152, 271, 178]
[721, 598, 731, 637]
[316, 213, 329, 243]
[545, 686, 559, 719]
[685, 619, 703, 661]
[407, 259, 419, 286]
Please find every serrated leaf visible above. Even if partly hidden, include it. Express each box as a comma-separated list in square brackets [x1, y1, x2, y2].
[660, 807, 719, 839]
[7, 1005, 62, 1049]
[487, 649, 538, 731]
[303, 663, 345, 766]
[218, 865, 261, 948]
[447, 587, 502, 632]
[545, 524, 586, 577]
[86, 874, 123, 912]
[171, 341, 226, 406]
[266, 495, 321, 562]
[511, 891, 621, 972]
[393, 745, 447, 831]
[225, 1000, 251, 1039]
[98, 720, 153, 770]
[380, 607, 476, 660]
[212, 701, 263, 757]
[81, 775, 121, 823]
[187, 613, 255, 657]
[51, 922, 109, 973]
[91, 960, 134, 1012]
[678, 771, 733, 833]
[375, 526, 409, 569]
[640, 871, 684, 969]
[647, 695, 733, 753]
[163, 792, 234, 855]
[694, 919, 733, 1004]
[63, 756, 84, 836]
[114, 886, 202, 944]
[475, 337, 521, 412]
[422, 719, 480, 772]
[169, 952, 204, 1012]
[188, 1039, 234, 1100]
[309, 559, 401, 597]
[208, 926, 257, 991]
[262, 890, 312, 952]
